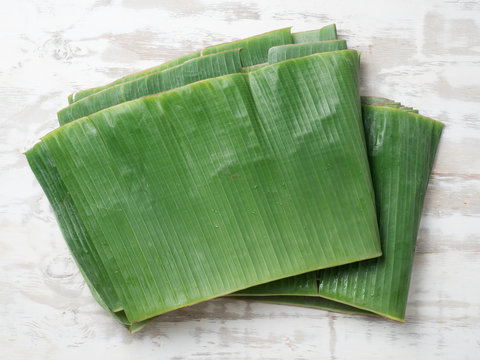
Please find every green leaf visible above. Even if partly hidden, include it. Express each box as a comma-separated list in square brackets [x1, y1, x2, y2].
[315, 102, 443, 321]
[27, 50, 381, 329]
[238, 100, 443, 321]
[68, 25, 337, 104]
[54, 25, 443, 323]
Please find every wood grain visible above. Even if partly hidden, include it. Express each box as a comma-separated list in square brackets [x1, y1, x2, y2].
[1, 0, 479, 358]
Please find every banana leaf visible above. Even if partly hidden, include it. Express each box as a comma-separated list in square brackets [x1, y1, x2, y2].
[27, 50, 381, 331]
[58, 25, 442, 322]
[316, 100, 442, 320]
[67, 25, 337, 104]
[42, 23, 444, 324]
[237, 98, 443, 321]
[58, 49, 244, 125]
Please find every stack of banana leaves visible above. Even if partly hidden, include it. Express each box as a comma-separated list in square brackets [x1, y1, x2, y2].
[26, 24, 443, 332]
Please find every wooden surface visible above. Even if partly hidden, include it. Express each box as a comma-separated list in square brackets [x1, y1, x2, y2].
[1, 0, 479, 358]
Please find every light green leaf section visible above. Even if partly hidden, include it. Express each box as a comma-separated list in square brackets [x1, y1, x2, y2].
[292, 24, 337, 43]
[27, 50, 381, 328]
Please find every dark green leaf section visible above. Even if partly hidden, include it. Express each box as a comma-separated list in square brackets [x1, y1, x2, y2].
[232, 296, 375, 316]
[28, 50, 381, 327]
[292, 24, 337, 43]
[68, 25, 337, 104]
[58, 49, 243, 125]
[241, 102, 443, 321]
[268, 40, 347, 64]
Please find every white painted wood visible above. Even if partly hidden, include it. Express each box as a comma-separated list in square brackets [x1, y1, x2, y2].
[1, 0, 479, 358]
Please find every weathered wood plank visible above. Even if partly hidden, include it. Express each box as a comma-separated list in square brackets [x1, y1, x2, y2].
[1, 0, 479, 358]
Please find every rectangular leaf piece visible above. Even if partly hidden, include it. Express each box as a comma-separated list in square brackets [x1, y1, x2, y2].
[27, 50, 381, 327]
